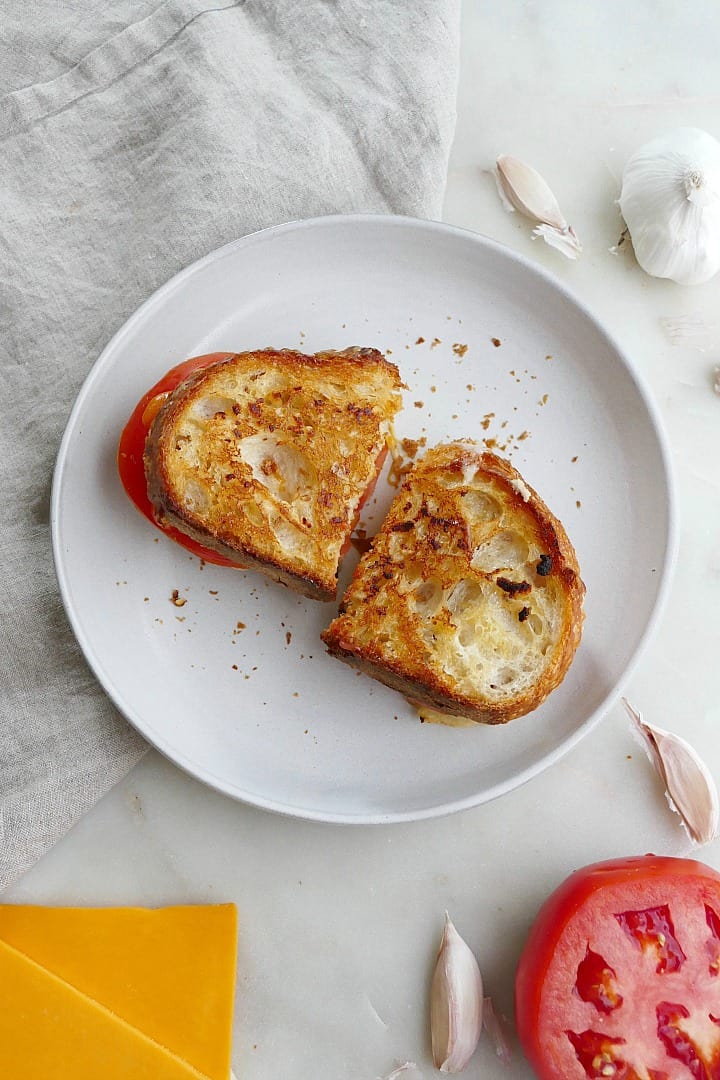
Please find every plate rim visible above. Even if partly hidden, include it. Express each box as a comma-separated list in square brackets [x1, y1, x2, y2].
[51, 213, 680, 824]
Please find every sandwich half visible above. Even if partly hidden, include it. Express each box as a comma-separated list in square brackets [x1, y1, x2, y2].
[321, 441, 585, 723]
[144, 347, 403, 600]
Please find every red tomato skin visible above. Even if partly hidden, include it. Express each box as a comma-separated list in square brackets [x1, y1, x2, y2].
[338, 446, 387, 560]
[118, 352, 241, 567]
[514, 855, 720, 1080]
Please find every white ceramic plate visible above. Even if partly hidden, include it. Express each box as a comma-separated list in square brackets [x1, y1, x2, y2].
[52, 215, 677, 823]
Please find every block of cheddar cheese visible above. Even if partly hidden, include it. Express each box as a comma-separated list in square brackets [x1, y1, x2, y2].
[0, 903, 237, 1079]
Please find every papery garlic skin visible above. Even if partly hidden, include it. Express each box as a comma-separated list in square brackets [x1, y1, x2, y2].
[660, 312, 717, 350]
[482, 996, 512, 1066]
[381, 1064, 422, 1080]
[619, 128, 720, 285]
[430, 913, 484, 1073]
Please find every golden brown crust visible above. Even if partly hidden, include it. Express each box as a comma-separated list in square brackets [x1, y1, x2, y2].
[321, 442, 586, 723]
[144, 348, 403, 600]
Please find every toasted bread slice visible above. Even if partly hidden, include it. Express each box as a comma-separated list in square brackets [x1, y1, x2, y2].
[144, 348, 403, 600]
[321, 442, 585, 723]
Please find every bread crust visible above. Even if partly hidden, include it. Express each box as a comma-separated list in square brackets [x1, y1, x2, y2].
[321, 442, 585, 724]
[144, 348, 403, 600]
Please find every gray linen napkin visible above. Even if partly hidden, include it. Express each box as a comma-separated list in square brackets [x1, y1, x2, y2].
[0, 0, 460, 888]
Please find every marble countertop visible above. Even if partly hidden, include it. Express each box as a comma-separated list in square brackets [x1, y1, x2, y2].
[7, 4, 720, 1078]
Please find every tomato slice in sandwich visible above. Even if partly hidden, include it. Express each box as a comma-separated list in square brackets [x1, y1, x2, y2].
[118, 352, 388, 569]
[515, 855, 720, 1080]
[118, 353, 239, 566]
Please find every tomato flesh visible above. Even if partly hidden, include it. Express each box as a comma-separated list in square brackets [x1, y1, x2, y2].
[656, 1001, 712, 1079]
[616, 904, 687, 974]
[706, 906, 720, 977]
[565, 1029, 645, 1079]
[575, 946, 623, 1013]
[515, 856, 720, 1080]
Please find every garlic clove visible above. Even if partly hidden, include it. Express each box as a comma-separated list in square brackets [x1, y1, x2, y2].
[494, 155, 582, 259]
[482, 996, 512, 1066]
[430, 912, 483, 1073]
[625, 699, 719, 845]
[493, 167, 518, 214]
[619, 127, 720, 285]
[495, 155, 567, 228]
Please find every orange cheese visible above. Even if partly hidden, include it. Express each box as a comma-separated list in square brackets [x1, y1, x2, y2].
[0, 904, 237, 1079]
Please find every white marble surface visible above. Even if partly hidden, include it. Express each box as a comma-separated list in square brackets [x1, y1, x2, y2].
[7, 4, 720, 1077]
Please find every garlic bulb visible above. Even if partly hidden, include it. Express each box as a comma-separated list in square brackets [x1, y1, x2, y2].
[619, 128, 720, 284]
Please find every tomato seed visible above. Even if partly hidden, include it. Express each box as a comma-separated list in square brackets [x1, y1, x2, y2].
[615, 905, 686, 974]
[566, 1030, 627, 1079]
[575, 946, 623, 1014]
[656, 1000, 710, 1078]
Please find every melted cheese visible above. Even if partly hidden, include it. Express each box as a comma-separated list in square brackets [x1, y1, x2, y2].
[0, 904, 237, 1078]
[416, 704, 477, 727]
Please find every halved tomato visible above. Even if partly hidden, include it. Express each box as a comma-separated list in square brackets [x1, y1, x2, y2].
[515, 855, 720, 1080]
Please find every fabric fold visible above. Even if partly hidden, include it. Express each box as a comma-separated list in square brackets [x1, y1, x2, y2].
[0, 0, 460, 889]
